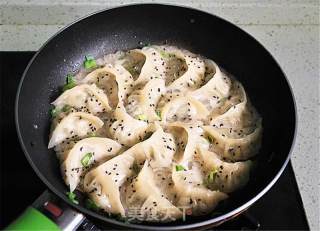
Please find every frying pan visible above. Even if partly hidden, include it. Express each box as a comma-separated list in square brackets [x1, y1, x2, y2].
[13, 4, 296, 230]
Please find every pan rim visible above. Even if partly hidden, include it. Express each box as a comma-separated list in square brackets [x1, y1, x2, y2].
[14, 3, 298, 230]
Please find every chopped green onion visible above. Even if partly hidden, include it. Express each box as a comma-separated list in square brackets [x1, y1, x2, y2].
[85, 198, 99, 211]
[136, 114, 147, 122]
[139, 42, 151, 48]
[81, 152, 93, 167]
[159, 50, 171, 59]
[175, 165, 186, 171]
[207, 135, 213, 144]
[62, 74, 76, 91]
[84, 55, 97, 69]
[132, 162, 140, 174]
[62, 104, 71, 112]
[112, 213, 130, 223]
[208, 168, 218, 182]
[156, 110, 162, 120]
[203, 168, 218, 187]
[88, 132, 96, 137]
[66, 191, 79, 204]
[66, 74, 75, 84]
[50, 107, 59, 118]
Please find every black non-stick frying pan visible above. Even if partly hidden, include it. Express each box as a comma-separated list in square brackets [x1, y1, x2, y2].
[14, 4, 296, 230]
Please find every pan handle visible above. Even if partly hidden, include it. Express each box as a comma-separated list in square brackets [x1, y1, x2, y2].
[5, 206, 60, 230]
[5, 190, 90, 231]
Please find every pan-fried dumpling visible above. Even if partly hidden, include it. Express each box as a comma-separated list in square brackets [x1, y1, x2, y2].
[197, 148, 252, 193]
[189, 60, 232, 112]
[209, 95, 260, 131]
[125, 161, 182, 222]
[160, 96, 209, 123]
[52, 84, 111, 114]
[109, 103, 149, 147]
[83, 151, 135, 215]
[156, 46, 205, 107]
[48, 112, 104, 148]
[171, 162, 228, 215]
[126, 79, 166, 122]
[60, 137, 122, 192]
[203, 120, 262, 161]
[160, 46, 205, 90]
[80, 64, 134, 107]
[207, 80, 247, 121]
[140, 126, 176, 168]
[121, 47, 166, 85]
[166, 122, 208, 165]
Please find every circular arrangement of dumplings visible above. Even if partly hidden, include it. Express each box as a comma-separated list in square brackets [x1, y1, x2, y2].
[49, 45, 262, 222]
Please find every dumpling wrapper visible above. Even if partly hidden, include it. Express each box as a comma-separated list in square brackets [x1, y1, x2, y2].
[48, 112, 104, 148]
[83, 151, 135, 216]
[197, 148, 252, 193]
[126, 78, 166, 122]
[61, 137, 122, 192]
[80, 64, 134, 107]
[160, 96, 209, 123]
[172, 162, 228, 216]
[128, 47, 166, 85]
[157, 47, 206, 106]
[125, 161, 182, 222]
[203, 121, 262, 161]
[52, 84, 111, 114]
[109, 103, 149, 147]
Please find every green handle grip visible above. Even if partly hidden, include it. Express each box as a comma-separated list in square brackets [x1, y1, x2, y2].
[5, 207, 60, 231]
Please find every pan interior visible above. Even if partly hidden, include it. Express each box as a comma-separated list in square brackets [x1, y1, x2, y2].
[16, 4, 296, 229]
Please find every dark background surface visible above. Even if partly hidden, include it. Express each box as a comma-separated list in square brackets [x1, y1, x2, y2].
[0, 52, 309, 230]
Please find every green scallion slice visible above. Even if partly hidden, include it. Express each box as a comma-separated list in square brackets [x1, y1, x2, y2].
[175, 165, 186, 171]
[62, 104, 71, 112]
[84, 55, 97, 69]
[156, 110, 162, 120]
[208, 168, 218, 182]
[136, 114, 147, 122]
[66, 191, 79, 204]
[62, 74, 76, 91]
[85, 198, 99, 211]
[50, 107, 59, 118]
[159, 50, 171, 59]
[207, 135, 213, 144]
[81, 152, 93, 167]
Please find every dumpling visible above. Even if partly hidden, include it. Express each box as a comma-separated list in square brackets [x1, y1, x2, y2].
[188, 60, 232, 112]
[121, 47, 166, 85]
[60, 137, 122, 192]
[166, 122, 208, 165]
[160, 46, 205, 90]
[140, 125, 176, 168]
[80, 64, 134, 107]
[207, 80, 247, 121]
[109, 103, 150, 147]
[125, 161, 182, 222]
[197, 148, 252, 193]
[203, 120, 262, 161]
[126, 79, 166, 122]
[83, 151, 135, 216]
[52, 84, 111, 114]
[171, 162, 228, 215]
[48, 112, 104, 148]
[160, 96, 209, 123]
[209, 95, 260, 131]
[157, 46, 205, 106]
